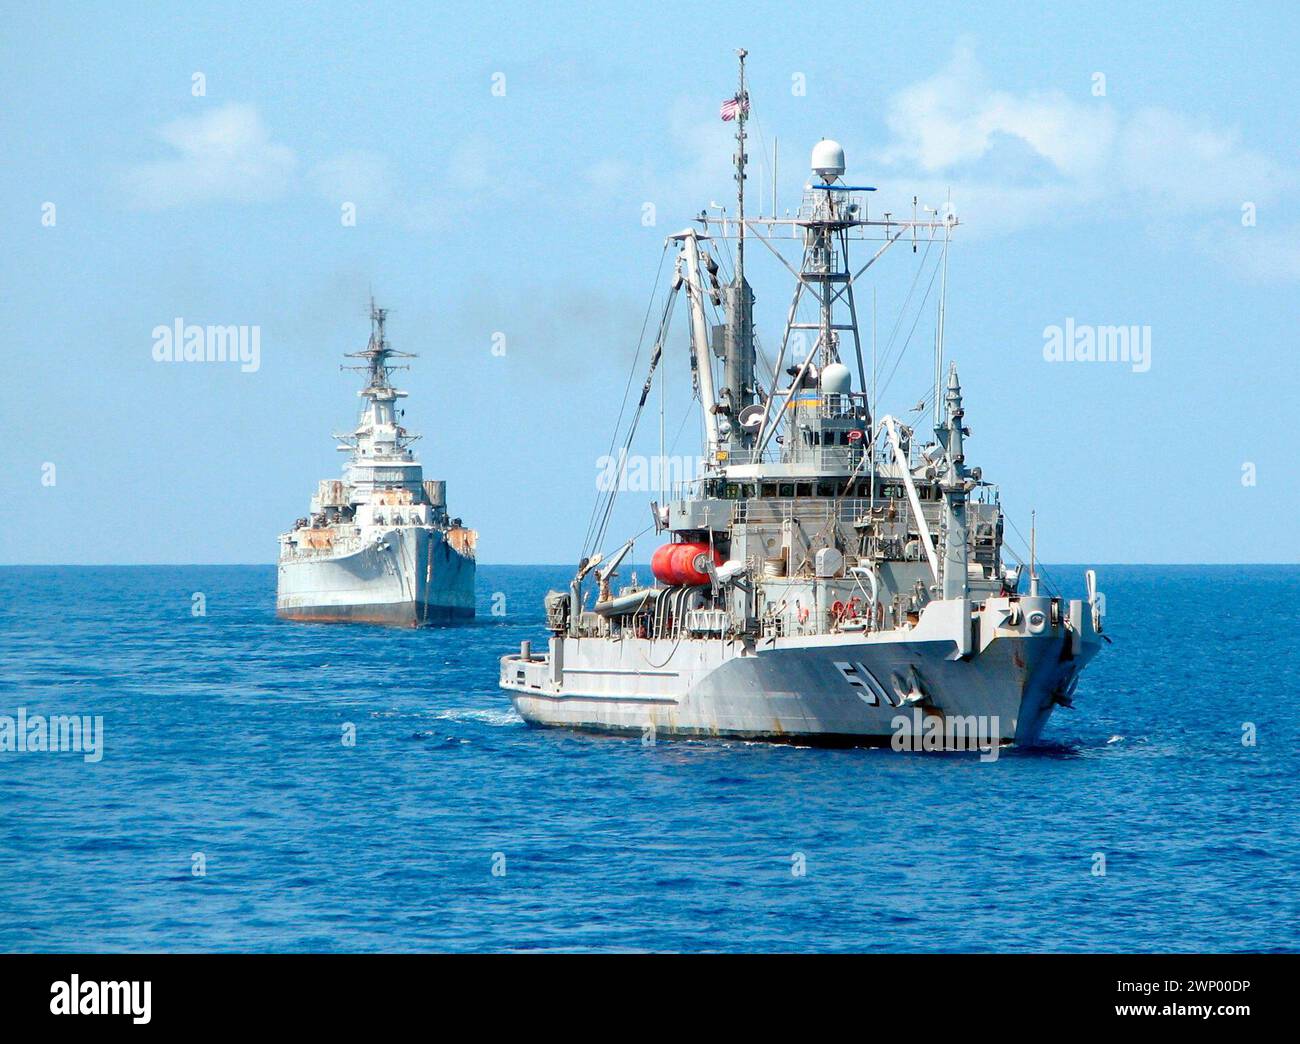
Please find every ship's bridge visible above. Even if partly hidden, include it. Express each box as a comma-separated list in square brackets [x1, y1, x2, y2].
[346, 456, 424, 495]
[721, 367, 870, 478]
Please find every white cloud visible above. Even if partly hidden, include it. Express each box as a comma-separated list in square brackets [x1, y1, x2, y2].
[306, 135, 540, 231]
[579, 52, 1292, 266]
[1194, 220, 1300, 282]
[878, 45, 1115, 181]
[1115, 108, 1291, 212]
[308, 149, 394, 207]
[121, 103, 533, 230]
[579, 97, 736, 224]
[122, 104, 296, 210]
[864, 46, 1299, 278]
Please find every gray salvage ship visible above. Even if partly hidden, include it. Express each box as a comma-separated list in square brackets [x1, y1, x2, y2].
[501, 53, 1106, 747]
[277, 301, 475, 626]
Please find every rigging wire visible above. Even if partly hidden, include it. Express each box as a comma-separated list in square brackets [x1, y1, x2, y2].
[1003, 514, 1062, 599]
[871, 232, 935, 387]
[581, 243, 670, 558]
[585, 250, 699, 560]
[876, 250, 943, 405]
[591, 391, 696, 571]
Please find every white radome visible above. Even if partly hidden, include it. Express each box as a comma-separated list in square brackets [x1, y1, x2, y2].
[811, 139, 846, 181]
[821, 361, 852, 394]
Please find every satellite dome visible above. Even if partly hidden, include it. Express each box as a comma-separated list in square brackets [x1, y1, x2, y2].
[821, 361, 852, 394]
[811, 139, 846, 182]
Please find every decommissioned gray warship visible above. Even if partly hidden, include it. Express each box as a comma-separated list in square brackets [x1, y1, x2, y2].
[277, 301, 475, 626]
[501, 53, 1106, 747]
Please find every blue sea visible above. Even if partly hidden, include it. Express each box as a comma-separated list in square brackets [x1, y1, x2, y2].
[0, 564, 1296, 953]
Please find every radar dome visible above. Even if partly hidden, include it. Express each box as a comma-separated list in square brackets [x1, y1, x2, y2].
[821, 361, 852, 394]
[811, 139, 846, 182]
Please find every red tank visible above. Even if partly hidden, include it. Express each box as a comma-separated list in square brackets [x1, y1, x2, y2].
[651, 541, 722, 586]
[650, 543, 680, 585]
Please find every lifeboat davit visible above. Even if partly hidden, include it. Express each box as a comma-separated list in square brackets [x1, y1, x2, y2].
[650, 541, 722, 586]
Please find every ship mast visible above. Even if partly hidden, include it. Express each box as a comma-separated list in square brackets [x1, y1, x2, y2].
[367, 298, 391, 387]
[933, 209, 951, 428]
[735, 49, 747, 286]
[345, 298, 414, 391]
[723, 48, 756, 457]
[339, 298, 418, 452]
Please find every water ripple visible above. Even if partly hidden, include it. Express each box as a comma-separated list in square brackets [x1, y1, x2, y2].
[0, 564, 1296, 952]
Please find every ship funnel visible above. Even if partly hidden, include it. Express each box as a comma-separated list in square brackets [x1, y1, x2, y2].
[423, 480, 446, 512]
[811, 139, 845, 182]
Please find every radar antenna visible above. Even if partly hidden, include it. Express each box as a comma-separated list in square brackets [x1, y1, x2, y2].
[343, 297, 416, 390]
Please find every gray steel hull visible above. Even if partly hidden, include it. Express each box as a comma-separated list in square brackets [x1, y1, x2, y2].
[503, 622, 1097, 747]
[277, 526, 474, 628]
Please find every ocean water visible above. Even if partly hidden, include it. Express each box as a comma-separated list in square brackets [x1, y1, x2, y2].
[0, 564, 1296, 953]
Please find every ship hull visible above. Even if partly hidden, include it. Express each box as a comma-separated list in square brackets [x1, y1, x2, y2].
[277, 526, 474, 628]
[276, 600, 471, 627]
[502, 613, 1099, 748]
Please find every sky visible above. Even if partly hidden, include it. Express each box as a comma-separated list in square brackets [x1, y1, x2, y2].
[2, 1, 1297, 566]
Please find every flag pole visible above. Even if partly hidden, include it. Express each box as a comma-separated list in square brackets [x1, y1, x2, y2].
[735, 48, 748, 285]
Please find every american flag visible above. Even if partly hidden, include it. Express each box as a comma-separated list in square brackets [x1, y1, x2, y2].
[720, 95, 748, 121]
